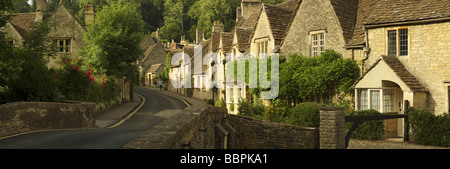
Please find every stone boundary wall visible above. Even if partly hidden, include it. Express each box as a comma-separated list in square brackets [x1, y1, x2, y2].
[124, 105, 319, 149]
[0, 101, 96, 138]
[227, 115, 319, 149]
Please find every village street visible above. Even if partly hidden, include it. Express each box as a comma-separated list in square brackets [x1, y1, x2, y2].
[0, 87, 187, 149]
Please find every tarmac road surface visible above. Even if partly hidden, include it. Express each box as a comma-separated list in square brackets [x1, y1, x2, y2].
[0, 87, 187, 149]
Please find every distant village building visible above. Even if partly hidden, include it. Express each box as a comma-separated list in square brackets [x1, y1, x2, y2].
[138, 30, 167, 87]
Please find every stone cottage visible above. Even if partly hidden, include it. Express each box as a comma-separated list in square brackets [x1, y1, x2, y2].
[1, 0, 91, 67]
[349, 0, 450, 138]
[280, 0, 359, 59]
[138, 30, 167, 87]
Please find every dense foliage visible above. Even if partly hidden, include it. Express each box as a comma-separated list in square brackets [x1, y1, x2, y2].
[0, 18, 58, 103]
[83, 0, 145, 78]
[280, 50, 360, 103]
[346, 109, 384, 140]
[408, 108, 450, 147]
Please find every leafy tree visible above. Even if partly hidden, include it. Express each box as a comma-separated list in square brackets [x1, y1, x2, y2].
[9, 0, 32, 13]
[279, 50, 359, 104]
[83, 0, 145, 78]
[0, 20, 58, 103]
[187, 0, 240, 39]
[160, 0, 185, 42]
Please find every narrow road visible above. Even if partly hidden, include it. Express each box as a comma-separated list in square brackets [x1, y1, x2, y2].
[0, 87, 187, 149]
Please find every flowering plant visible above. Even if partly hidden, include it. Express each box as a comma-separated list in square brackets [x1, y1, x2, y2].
[56, 57, 118, 102]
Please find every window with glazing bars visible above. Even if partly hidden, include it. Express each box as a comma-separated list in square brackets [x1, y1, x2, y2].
[399, 29, 408, 56]
[388, 30, 397, 55]
[383, 89, 394, 112]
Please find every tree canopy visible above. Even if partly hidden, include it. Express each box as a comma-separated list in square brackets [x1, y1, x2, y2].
[279, 50, 360, 103]
[82, 0, 145, 78]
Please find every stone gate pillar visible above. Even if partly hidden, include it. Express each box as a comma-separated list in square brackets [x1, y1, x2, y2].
[319, 106, 345, 149]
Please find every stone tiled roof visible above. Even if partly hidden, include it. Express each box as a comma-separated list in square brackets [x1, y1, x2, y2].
[140, 33, 156, 51]
[146, 63, 163, 73]
[346, 0, 378, 47]
[364, 0, 450, 25]
[346, 0, 450, 47]
[220, 32, 234, 53]
[140, 43, 159, 62]
[6, 13, 53, 38]
[264, 3, 298, 46]
[234, 27, 253, 52]
[330, 0, 358, 44]
[353, 55, 427, 92]
[210, 32, 221, 53]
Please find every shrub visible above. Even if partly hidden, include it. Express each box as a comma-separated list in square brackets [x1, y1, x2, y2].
[229, 101, 235, 111]
[56, 57, 118, 103]
[346, 109, 384, 140]
[237, 99, 255, 117]
[264, 99, 289, 123]
[215, 98, 225, 107]
[286, 102, 321, 127]
[408, 108, 450, 147]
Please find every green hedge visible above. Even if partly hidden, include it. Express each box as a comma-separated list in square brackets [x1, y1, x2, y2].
[286, 102, 320, 127]
[346, 109, 384, 140]
[408, 108, 450, 147]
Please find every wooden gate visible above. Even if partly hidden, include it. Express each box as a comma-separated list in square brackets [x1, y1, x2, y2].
[344, 100, 410, 149]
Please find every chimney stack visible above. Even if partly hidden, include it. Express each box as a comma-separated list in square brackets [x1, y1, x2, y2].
[236, 7, 242, 22]
[180, 35, 186, 45]
[212, 20, 224, 33]
[35, 0, 47, 22]
[196, 28, 204, 44]
[240, 0, 262, 20]
[156, 28, 161, 42]
[85, 4, 95, 28]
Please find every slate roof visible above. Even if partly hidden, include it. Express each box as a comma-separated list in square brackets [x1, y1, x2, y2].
[353, 55, 427, 92]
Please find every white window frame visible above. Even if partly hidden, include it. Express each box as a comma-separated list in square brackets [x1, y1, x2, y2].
[310, 30, 325, 57]
[255, 38, 270, 58]
[356, 88, 382, 112]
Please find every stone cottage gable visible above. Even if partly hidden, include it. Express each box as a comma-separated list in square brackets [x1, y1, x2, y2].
[47, 4, 87, 59]
[280, 0, 356, 57]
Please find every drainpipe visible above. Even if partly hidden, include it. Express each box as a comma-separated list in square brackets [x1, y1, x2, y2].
[361, 25, 370, 75]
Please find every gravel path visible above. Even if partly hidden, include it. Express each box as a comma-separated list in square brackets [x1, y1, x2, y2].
[348, 139, 449, 149]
